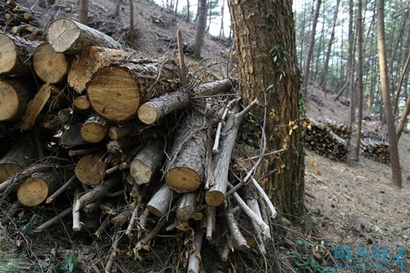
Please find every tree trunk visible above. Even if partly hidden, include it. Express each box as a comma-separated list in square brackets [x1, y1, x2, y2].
[354, 0, 364, 160]
[47, 18, 121, 54]
[377, 0, 402, 188]
[78, 0, 89, 25]
[302, 0, 321, 96]
[319, 0, 340, 95]
[228, 0, 305, 219]
[193, 0, 207, 59]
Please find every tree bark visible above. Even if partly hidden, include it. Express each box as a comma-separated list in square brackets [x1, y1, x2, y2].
[130, 139, 165, 185]
[193, 0, 207, 59]
[302, 0, 321, 96]
[137, 90, 190, 125]
[376, 0, 402, 188]
[47, 18, 121, 54]
[0, 134, 38, 183]
[228, 0, 305, 219]
[165, 111, 210, 193]
[78, 0, 89, 25]
[0, 32, 40, 76]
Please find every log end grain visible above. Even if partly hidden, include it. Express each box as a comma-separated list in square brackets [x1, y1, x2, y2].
[80, 123, 106, 143]
[130, 160, 152, 185]
[47, 19, 80, 52]
[87, 66, 141, 122]
[17, 177, 49, 206]
[74, 154, 106, 185]
[205, 190, 225, 207]
[165, 167, 201, 193]
[33, 43, 69, 84]
[0, 33, 17, 75]
[0, 81, 22, 121]
[0, 164, 22, 183]
[137, 102, 159, 125]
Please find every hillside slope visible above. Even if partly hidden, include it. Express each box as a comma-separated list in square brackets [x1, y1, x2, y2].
[304, 86, 410, 272]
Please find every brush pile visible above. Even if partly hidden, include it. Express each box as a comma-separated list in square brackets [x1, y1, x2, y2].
[0, 9, 277, 271]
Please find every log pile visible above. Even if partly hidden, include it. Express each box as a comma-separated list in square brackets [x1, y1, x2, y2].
[360, 139, 390, 164]
[303, 117, 350, 161]
[0, 17, 277, 271]
[0, 0, 45, 40]
[303, 117, 391, 164]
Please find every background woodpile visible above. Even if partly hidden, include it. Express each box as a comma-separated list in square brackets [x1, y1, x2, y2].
[303, 117, 391, 164]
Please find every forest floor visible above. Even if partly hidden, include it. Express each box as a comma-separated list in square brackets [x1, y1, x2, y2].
[1, 0, 410, 272]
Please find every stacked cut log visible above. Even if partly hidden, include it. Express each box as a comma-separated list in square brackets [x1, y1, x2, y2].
[0, 17, 276, 271]
[360, 139, 390, 164]
[0, 0, 45, 40]
[303, 117, 349, 161]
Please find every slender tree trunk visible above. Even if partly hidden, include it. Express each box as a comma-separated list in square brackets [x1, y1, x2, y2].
[320, 0, 341, 97]
[129, 0, 135, 42]
[302, 0, 321, 97]
[186, 0, 190, 22]
[219, 0, 225, 37]
[377, 0, 402, 188]
[348, 0, 356, 129]
[394, 53, 410, 115]
[78, 0, 89, 25]
[193, 0, 207, 59]
[228, 0, 305, 219]
[354, 0, 364, 160]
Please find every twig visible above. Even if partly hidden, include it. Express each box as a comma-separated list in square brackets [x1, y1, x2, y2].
[231, 190, 270, 238]
[105, 232, 121, 273]
[224, 201, 249, 252]
[72, 187, 82, 231]
[212, 97, 241, 154]
[34, 207, 71, 232]
[46, 174, 77, 203]
[187, 226, 204, 273]
[126, 203, 140, 237]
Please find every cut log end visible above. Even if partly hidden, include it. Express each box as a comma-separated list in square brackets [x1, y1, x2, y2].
[74, 154, 106, 185]
[0, 164, 22, 183]
[137, 103, 159, 125]
[0, 81, 21, 121]
[17, 178, 49, 207]
[0, 34, 17, 74]
[87, 66, 141, 122]
[33, 43, 69, 84]
[205, 191, 225, 207]
[47, 19, 81, 52]
[165, 167, 201, 193]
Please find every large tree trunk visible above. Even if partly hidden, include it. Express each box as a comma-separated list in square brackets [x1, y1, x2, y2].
[228, 0, 305, 219]
[377, 0, 402, 188]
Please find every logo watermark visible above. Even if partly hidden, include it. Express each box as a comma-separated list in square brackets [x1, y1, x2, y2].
[333, 244, 406, 270]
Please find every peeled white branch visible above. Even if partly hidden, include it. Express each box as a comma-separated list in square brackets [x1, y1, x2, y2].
[232, 191, 270, 238]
